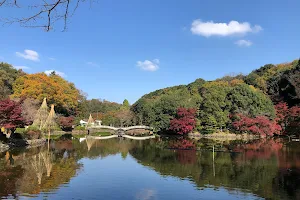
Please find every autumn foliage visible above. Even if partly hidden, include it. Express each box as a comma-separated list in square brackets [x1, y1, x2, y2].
[169, 108, 197, 135]
[58, 116, 75, 131]
[12, 73, 80, 114]
[275, 102, 300, 135]
[232, 114, 281, 137]
[0, 99, 25, 132]
[231, 102, 300, 137]
[169, 139, 196, 150]
[233, 139, 283, 160]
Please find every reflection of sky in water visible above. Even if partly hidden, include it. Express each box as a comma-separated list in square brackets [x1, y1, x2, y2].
[30, 154, 261, 200]
[136, 189, 156, 200]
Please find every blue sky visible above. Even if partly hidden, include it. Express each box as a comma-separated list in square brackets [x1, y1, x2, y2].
[0, 0, 299, 104]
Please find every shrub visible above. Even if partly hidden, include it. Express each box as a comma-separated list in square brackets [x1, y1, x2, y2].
[24, 126, 42, 140]
[15, 128, 25, 134]
[25, 131, 42, 140]
[41, 125, 62, 133]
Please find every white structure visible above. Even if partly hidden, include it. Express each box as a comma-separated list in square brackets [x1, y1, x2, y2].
[80, 119, 102, 127]
[95, 120, 102, 126]
[80, 120, 88, 127]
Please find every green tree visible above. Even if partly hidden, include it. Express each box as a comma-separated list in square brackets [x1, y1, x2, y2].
[198, 81, 231, 132]
[0, 62, 24, 100]
[122, 99, 130, 109]
[227, 84, 275, 118]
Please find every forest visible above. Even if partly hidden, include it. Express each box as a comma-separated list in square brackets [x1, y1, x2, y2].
[0, 59, 299, 137]
[131, 59, 300, 136]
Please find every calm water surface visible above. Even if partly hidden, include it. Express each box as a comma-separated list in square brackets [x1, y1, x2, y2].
[0, 137, 299, 200]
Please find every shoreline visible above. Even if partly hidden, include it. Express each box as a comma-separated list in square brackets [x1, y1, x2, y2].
[188, 132, 260, 141]
[0, 138, 47, 153]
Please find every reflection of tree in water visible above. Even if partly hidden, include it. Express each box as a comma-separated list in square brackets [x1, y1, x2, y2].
[130, 138, 300, 200]
[0, 145, 81, 198]
[72, 138, 137, 159]
[31, 153, 45, 184]
[26, 150, 54, 185]
[176, 150, 197, 165]
[233, 138, 284, 160]
[273, 168, 300, 200]
[0, 151, 24, 198]
[272, 141, 300, 200]
[86, 137, 96, 152]
[41, 151, 54, 177]
[169, 139, 197, 165]
[1, 138, 300, 200]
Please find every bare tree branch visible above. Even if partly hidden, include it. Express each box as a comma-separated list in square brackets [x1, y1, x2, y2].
[0, 0, 90, 31]
[0, 0, 7, 7]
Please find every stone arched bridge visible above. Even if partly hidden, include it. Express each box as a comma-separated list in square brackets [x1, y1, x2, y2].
[88, 125, 153, 135]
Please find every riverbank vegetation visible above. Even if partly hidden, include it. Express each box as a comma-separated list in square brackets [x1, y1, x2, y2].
[0, 59, 300, 140]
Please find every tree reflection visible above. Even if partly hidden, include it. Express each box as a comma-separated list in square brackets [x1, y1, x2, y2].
[1, 138, 300, 200]
[41, 151, 54, 177]
[0, 143, 81, 198]
[31, 153, 44, 184]
[86, 137, 96, 152]
[130, 138, 300, 200]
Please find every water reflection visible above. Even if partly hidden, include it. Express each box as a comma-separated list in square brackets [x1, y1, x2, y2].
[0, 137, 299, 199]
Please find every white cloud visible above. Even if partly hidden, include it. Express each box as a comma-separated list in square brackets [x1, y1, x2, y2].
[137, 59, 159, 72]
[48, 57, 56, 61]
[14, 65, 30, 70]
[86, 62, 99, 67]
[191, 20, 262, 37]
[16, 49, 39, 61]
[235, 40, 253, 47]
[44, 70, 66, 77]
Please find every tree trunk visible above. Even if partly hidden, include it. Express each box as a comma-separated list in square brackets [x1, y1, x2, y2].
[48, 129, 51, 151]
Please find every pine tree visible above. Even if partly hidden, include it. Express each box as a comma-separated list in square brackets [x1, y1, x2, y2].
[33, 98, 49, 130]
[86, 114, 94, 129]
[43, 104, 57, 131]
[43, 104, 58, 150]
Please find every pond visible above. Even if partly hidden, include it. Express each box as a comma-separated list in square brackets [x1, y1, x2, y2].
[0, 137, 299, 200]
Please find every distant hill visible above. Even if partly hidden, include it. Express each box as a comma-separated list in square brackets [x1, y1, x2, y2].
[132, 59, 300, 132]
[244, 59, 300, 106]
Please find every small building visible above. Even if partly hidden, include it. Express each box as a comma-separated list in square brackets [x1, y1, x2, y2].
[80, 120, 88, 127]
[80, 119, 102, 127]
[95, 120, 102, 126]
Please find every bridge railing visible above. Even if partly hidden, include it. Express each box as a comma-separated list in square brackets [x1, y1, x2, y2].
[88, 125, 153, 131]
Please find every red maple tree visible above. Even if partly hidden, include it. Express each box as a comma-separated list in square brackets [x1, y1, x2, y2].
[289, 106, 300, 118]
[275, 102, 300, 134]
[169, 108, 197, 135]
[232, 114, 281, 137]
[275, 102, 289, 125]
[58, 116, 75, 131]
[0, 99, 25, 133]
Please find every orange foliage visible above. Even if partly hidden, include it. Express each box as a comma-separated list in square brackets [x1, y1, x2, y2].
[229, 79, 244, 86]
[11, 73, 80, 112]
